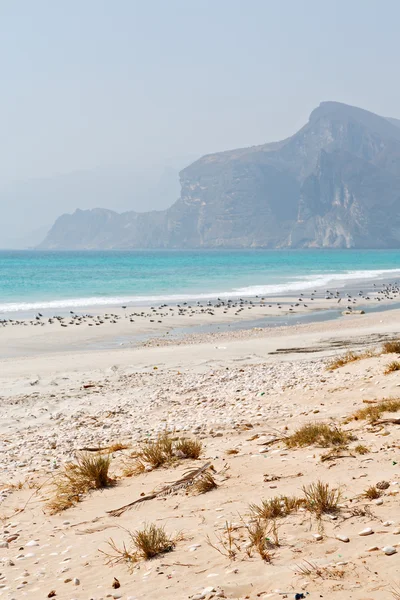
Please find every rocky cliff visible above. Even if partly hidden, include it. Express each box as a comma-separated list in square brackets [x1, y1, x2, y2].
[38, 102, 400, 249]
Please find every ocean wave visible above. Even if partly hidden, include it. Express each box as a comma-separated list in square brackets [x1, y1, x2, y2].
[1, 267, 400, 314]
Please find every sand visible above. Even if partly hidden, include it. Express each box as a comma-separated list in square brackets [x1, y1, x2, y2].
[2, 296, 400, 599]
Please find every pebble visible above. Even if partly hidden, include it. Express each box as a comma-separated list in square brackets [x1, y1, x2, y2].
[25, 540, 39, 547]
[312, 533, 322, 540]
[0, 542, 8, 549]
[6, 535, 18, 543]
[359, 527, 374, 536]
[374, 498, 383, 505]
[336, 534, 350, 543]
[73, 578, 80, 585]
[367, 545, 379, 551]
[382, 545, 397, 555]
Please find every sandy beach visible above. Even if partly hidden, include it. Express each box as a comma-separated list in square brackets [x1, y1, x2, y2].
[2, 291, 400, 599]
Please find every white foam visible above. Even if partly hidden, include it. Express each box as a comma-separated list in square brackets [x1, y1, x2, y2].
[1, 268, 400, 314]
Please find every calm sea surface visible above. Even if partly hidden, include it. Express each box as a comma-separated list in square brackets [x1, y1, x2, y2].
[0, 249, 400, 314]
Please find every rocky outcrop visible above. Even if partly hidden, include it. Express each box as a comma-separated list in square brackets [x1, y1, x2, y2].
[38, 101, 400, 249]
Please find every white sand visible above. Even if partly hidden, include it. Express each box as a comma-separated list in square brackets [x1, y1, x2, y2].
[1, 302, 400, 598]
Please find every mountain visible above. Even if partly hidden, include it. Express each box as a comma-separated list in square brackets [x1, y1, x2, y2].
[0, 164, 181, 249]
[39, 102, 400, 249]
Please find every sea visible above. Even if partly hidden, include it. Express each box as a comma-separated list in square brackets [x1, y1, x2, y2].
[1, 249, 400, 317]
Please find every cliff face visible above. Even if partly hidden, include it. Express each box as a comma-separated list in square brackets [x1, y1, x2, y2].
[39, 102, 400, 249]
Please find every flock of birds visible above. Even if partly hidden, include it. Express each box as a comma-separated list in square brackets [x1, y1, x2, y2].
[1, 282, 399, 329]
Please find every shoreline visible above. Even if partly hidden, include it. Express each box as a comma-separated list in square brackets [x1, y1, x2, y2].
[1, 277, 400, 359]
[1, 266, 400, 318]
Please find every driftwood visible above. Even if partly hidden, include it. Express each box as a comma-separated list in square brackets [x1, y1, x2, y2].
[78, 447, 107, 452]
[362, 399, 380, 404]
[320, 452, 355, 463]
[374, 418, 400, 425]
[107, 462, 212, 517]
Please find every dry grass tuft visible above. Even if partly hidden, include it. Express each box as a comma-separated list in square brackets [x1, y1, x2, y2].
[285, 422, 354, 449]
[364, 485, 382, 500]
[122, 458, 146, 478]
[245, 519, 277, 562]
[103, 523, 176, 567]
[47, 452, 113, 513]
[385, 361, 400, 375]
[382, 340, 400, 354]
[354, 444, 370, 455]
[132, 523, 176, 559]
[302, 481, 341, 517]
[327, 349, 376, 371]
[124, 432, 203, 475]
[206, 521, 240, 560]
[193, 471, 218, 494]
[296, 559, 345, 580]
[140, 433, 174, 468]
[175, 437, 203, 459]
[249, 495, 304, 520]
[352, 398, 400, 422]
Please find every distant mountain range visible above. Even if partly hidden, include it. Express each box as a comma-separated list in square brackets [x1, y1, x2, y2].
[39, 102, 400, 249]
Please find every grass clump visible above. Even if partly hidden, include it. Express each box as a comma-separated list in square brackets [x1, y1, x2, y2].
[245, 519, 278, 562]
[104, 523, 176, 567]
[249, 495, 303, 520]
[206, 521, 240, 560]
[126, 431, 203, 474]
[47, 452, 112, 513]
[285, 422, 355, 449]
[327, 350, 376, 371]
[140, 437, 171, 469]
[354, 444, 370, 455]
[122, 458, 146, 478]
[384, 361, 400, 375]
[132, 523, 176, 559]
[175, 437, 203, 459]
[382, 340, 400, 354]
[302, 480, 341, 517]
[364, 485, 382, 500]
[193, 471, 218, 494]
[352, 398, 400, 422]
[296, 559, 345, 580]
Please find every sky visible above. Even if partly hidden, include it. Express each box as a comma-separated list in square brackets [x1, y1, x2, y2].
[2, 0, 400, 246]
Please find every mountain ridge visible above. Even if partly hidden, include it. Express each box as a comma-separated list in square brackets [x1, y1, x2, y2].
[39, 101, 400, 249]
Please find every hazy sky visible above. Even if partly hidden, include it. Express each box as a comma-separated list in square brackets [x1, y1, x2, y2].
[2, 0, 400, 245]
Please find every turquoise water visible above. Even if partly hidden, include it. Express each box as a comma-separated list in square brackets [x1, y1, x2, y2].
[1, 249, 400, 314]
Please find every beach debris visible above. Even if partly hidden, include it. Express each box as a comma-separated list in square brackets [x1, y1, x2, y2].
[107, 462, 211, 516]
[376, 480, 390, 489]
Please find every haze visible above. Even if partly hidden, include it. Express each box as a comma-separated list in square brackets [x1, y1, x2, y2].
[2, 0, 400, 248]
